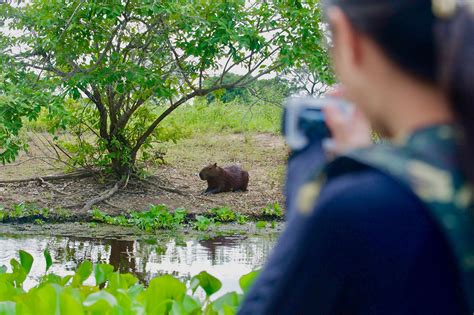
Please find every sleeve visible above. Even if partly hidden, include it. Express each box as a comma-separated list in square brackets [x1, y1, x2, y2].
[238, 169, 424, 315]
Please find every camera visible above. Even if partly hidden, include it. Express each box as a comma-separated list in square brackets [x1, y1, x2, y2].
[282, 96, 353, 152]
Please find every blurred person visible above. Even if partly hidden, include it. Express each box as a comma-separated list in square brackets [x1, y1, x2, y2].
[239, 0, 474, 314]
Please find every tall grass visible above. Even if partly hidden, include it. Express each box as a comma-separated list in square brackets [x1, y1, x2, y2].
[25, 98, 284, 138]
[163, 98, 283, 136]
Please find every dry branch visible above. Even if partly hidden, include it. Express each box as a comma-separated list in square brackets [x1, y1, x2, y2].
[81, 179, 124, 212]
[0, 170, 95, 184]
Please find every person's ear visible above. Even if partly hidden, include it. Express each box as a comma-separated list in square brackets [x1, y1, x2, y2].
[327, 7, 363, 68]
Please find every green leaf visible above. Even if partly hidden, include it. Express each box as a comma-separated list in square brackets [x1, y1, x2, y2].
[182, 295, 201, 314]
[94, 264, 115, 286]
[144, 275, 186, 314]
[191, 271, 222, 297]
[59, 290, 84, 315]
[239, 270, 260, 294]
[43, 249, 52, 273]
[210, 292, 242, 315]
[107, 272, 138, 292]
[71, 261, 93, 287]
[83, 291, 117, 307]
[10, 259, 27, 287]
[18, 251, 33, 275]
[256, 221, 266, 229]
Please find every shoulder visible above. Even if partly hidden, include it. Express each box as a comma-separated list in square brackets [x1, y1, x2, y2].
[317, 167, 422, 212]
[303, 168, 440, 250]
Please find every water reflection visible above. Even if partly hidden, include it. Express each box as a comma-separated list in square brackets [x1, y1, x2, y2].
[0, 233, 278, 293]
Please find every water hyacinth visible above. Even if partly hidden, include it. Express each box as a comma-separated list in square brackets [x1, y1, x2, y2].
[0, 250, 259, 315]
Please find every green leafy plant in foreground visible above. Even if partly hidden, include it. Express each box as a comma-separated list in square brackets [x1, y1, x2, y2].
[0, 250, 260, 314]
[262, 202, 283, 219]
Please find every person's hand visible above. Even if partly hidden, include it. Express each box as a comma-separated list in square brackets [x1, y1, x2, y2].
[323, 86, 372, 156]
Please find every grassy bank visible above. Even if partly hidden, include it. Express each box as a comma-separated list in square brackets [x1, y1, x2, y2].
[25, 99, 284, 137]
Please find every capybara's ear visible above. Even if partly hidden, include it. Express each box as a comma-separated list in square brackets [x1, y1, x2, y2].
[213, 163, 217, 167]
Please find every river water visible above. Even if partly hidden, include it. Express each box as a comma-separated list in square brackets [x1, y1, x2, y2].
[0, 229, 279, 294]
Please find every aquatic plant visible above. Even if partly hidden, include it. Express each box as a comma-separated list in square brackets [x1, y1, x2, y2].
[0, 250, 259, 314]
[91, 205, 188, 231]
[262, 202, 283, 218]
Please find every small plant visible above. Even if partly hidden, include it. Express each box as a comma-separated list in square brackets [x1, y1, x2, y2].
[92, 205, 188, 231]
[210, 206, 236, 222]
[0, 204, 69, 222]
[33, 219, 44, 225]
[256, 221, 267, 229]
[193, 215, 214, 231]
[262, 202, 283, 218]
[236, 213, 248, 225]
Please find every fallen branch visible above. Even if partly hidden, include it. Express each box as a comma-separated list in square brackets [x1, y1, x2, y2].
[81, 179, 124, 212]
[157, 185, 187, 196]
[0, 170, 95, 184]
[39, 177, 70, 196]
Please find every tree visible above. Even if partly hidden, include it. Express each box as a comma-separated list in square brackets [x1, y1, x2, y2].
[283, 62, 333, 96]
[0, 40, 66, 164]
[0, 0, 332, 177]
[203, 73, 296, 104]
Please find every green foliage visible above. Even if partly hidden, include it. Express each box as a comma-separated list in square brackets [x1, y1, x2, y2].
[91, 204, 188, 231]
[0, 61, 66, 164]
[191, 271, 222, 298]
[0, 0, 332, 174]
[262, 202, 283, 218]
[58, 100, 188, 173]
[209, 207, 236, 223]
[204, 74, 295, 104]
[0, 203, 60, 222]
[208, 206, 248, 226]
[238, 270, 260, 295]
[193, 215, 214, 232]
[43, 250, 52, 273]
[0, 250, 260, 314]
[256, 221, 267, 229]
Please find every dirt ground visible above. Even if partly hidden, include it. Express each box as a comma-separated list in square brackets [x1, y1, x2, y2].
[0, 132, 288, 216]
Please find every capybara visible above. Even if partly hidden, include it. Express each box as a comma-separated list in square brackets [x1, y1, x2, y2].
[199, 163, 249, 195]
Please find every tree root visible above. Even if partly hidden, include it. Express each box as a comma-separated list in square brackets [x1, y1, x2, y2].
[0, 170, 95, 184]
[81, 180, 123, 212]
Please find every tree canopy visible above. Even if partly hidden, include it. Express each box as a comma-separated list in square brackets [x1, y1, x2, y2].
[0, 0, 333, 175]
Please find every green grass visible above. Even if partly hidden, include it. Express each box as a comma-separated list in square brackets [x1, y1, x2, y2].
[0, 203, 72, 222]
[164, 98, 283, 135]
[24, 98, 283, 137]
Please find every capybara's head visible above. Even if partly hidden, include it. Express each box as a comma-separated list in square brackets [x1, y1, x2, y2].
[199, 163, 218, 180]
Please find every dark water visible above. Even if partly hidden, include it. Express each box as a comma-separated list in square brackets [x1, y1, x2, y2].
[0, 232, 278, 293]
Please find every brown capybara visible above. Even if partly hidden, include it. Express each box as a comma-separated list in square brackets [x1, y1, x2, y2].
[199, 163, 249, 195]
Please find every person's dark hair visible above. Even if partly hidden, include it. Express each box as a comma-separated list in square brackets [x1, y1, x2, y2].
[324, 0, 474, 183]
